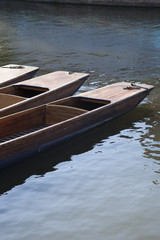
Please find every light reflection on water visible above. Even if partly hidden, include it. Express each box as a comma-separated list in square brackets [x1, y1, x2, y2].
[0, 2, 160, 240]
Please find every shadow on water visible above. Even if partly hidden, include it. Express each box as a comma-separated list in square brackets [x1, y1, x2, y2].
[0, 105, 154, 195]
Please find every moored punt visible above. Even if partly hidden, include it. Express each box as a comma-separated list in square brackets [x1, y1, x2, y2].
[0, 82, 153, 167]
[0, 71, 89, 117]
[0, 64, 39, 87]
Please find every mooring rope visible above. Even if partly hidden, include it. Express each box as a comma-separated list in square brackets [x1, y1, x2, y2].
[124, 83, 149, 90]
[1, 65, 24, 69]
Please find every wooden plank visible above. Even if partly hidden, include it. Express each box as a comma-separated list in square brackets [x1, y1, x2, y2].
[0, 71, 89, 117]
[0, 106, 46, 138]
[45, 105, 87, 124]
[81, 82, 154, 102]
[0, 93, 26, 109]
[0, 64, 39, 87]
[15, 71, 89, 91]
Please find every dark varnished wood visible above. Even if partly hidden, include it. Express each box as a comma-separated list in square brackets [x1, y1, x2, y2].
[0, 71, 89, 117]
[0, 82, 153, 167]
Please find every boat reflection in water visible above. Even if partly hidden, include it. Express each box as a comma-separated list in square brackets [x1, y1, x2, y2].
[0, 80, 153, 195]
[0, 105, 153, 195]
[138, 101, 160, 185]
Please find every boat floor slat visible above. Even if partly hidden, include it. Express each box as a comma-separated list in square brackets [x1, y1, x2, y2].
[0, 124, 49, 143]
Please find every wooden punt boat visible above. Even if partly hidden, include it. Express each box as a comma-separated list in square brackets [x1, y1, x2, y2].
[0, 71, 89, 117]
[0, 64, 39, 87]
[0, 81, 153, 167]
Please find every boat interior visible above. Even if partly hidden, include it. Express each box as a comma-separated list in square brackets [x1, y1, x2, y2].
[0, 97, 111, 143]
[0, 85, 48, 109]
[51, 96, 111, 111]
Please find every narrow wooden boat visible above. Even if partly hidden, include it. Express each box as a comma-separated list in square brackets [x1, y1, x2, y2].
[0, 71, 89, 117]
[0, 64, 39, 87]
[0, 82, 153, 167]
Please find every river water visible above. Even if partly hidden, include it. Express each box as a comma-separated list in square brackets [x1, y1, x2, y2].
[0, 2, 160, 240]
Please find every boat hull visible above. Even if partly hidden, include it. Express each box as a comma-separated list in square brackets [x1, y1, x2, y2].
[0, 87, 152, 167]
[0, 64, 39, 87]
[0, 72, 89, 117]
